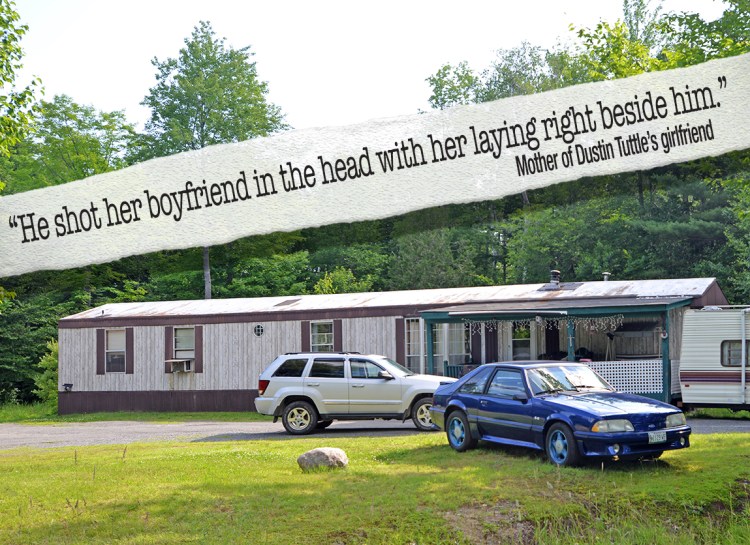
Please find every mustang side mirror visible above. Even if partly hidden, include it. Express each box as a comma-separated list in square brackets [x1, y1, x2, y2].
[378, 371, 394, 380]
[513, 392, 529, 403]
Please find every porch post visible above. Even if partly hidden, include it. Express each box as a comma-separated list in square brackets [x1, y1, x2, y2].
[567, 320, 576, 361]
[662, 311, 671, 403]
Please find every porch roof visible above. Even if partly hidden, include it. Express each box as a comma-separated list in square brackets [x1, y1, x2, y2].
[420, 295, 693, 321]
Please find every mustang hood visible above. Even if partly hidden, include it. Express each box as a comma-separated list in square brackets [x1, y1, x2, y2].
[542, 391, 679, 418]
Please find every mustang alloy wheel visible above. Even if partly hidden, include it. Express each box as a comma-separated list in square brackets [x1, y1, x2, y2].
[446, 411, 477, 452]
[546, 423, 580, 467]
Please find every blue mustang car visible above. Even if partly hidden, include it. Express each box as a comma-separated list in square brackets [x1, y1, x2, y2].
[430, 361, 691, 466]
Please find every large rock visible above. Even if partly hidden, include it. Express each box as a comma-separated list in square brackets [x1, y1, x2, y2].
[297, 447, 349, 471]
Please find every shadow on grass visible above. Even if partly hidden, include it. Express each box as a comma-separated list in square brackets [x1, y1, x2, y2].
[192, 423, 425, 443]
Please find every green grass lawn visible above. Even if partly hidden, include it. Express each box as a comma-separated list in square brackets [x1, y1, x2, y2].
[1, 431, 749, 544]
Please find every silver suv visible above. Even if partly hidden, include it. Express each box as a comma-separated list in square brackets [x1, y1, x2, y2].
[255, 352, 456, 435]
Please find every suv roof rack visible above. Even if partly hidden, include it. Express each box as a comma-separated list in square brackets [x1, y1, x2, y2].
[284, 351, 362, 355]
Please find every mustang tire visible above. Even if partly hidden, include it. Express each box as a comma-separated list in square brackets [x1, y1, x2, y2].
[446, 410, 477, 452]
[546, 423, 581, 467]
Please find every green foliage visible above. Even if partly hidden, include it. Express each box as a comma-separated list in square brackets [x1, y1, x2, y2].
[0, 0, 41, 159]
[661, 0, 750, 66]
[0, 95, 136, 193]
[0, 292, 82, 403]
[313, 267, 373, 294]
[426, 61, 479, 110]
[137, 20, 286, 160]
[32, 340, 58, 407]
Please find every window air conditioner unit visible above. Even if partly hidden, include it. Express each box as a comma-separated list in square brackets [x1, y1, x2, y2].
[168, 359, 193, 373]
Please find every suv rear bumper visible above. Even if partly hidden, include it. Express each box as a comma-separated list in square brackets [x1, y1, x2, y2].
[254, 397, 276, 415]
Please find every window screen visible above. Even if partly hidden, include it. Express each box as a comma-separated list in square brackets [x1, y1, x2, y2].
[106, 330, 126, 373]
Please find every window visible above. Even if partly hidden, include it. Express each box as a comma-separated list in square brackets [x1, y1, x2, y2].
[106, 330, 126, 373]
[487, 369, 525, 398]
[459, 366, 494, 394]
[350, 359, 384, 379]
[405, 318, 422, 372]
[721, 340, 750, 367]
[447, 323, 471, 364]
[311, 321, 334, 352]
[174, 327, 195, 360]
[273, 358, 308, 377]
[309, 358, 345, 378]
[512, 322, 531, 360]
[431, 323, 444, 372]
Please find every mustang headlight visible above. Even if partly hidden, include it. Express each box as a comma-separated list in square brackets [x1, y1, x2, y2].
[592, 419, 634, 433]
[666, 413, 687, 428]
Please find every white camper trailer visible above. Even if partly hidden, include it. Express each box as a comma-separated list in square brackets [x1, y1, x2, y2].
[680, 307, 750, 408]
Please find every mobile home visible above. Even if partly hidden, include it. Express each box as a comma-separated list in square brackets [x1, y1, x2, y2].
[57, 276, 727, 414]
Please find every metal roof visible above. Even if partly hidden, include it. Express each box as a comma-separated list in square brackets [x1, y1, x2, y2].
[60, 277, 720, 321]
[422, 296, 695, 319]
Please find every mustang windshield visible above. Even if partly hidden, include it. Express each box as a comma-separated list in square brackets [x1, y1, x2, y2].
[527, 365, 612, 395]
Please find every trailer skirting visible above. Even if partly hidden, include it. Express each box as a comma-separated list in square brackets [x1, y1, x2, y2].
[57, 389, 259, 415]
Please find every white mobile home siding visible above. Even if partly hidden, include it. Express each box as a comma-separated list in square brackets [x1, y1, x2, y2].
[680, 308, 750, 405]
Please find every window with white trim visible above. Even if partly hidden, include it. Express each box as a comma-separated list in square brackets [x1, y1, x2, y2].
[174, 327, 196, 359]
[106, 329, 126, 373]
[430, 323, 444, 372]
[447, 323, 471, 364]
[311, 321, 334, 352]
[512, 322, 531, 360]
[405, 318, 422, 372]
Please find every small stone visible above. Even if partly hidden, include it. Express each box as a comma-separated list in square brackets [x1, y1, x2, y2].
[297, 447, 349, 471]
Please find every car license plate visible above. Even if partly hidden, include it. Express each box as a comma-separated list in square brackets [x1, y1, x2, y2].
[648, 431, 667, 444]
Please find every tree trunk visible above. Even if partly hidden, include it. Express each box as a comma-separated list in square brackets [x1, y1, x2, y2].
[203, 246, 212, 299]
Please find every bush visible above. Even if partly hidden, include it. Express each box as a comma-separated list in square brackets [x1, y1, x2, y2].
[33, 340, 58, 407]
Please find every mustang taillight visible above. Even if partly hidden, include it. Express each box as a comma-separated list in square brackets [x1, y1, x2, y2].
[258, 379, 269, 395]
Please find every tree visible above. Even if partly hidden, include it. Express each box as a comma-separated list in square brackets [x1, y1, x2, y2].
[33, 340, 58, 408]
[0, 0, 40, 160]
[0, 95, 135, 194]
[313, 267, 373, 295]
[137, 20, 287, 298]
[138, 20, 286, 157]
[0, 0, 40, 308]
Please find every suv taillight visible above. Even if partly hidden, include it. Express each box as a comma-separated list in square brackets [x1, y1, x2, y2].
[258, 379, 269, 396]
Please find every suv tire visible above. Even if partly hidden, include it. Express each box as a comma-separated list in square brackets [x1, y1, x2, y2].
[282, 400, 318, 435]
[411, 397, 434, 431]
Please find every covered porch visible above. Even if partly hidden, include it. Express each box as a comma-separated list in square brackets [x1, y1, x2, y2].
[419, 297, 693, 402]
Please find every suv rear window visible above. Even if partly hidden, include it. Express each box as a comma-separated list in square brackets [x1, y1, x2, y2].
[273, 358, 308, 377]
[309, 358, 345, 378]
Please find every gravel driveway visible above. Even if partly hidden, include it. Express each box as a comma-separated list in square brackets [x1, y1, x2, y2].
[0, 417, 746, 450]
[0, 419, 422, 450]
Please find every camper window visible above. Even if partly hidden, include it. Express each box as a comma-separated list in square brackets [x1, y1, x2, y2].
[720, 340, 750, 367]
